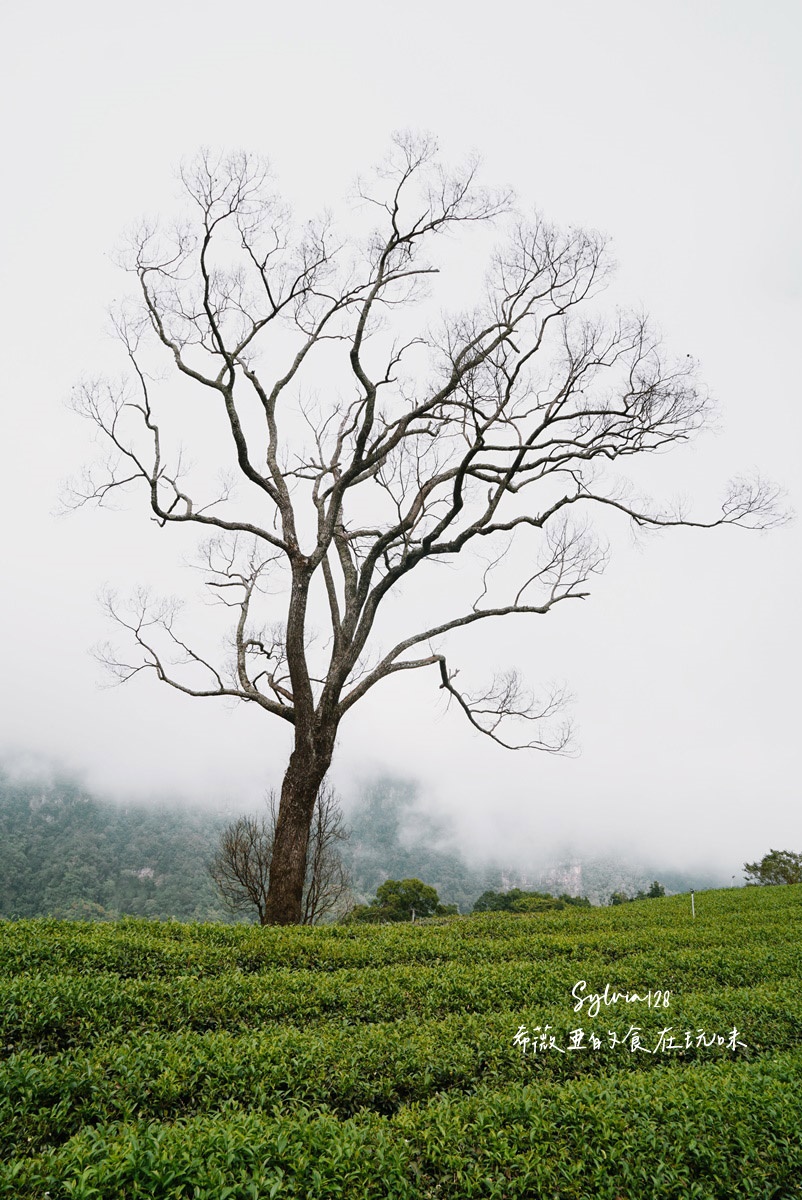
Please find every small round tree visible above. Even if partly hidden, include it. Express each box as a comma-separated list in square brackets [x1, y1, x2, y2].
[348, 877, 455, 922]
[743, 850, 802, 886]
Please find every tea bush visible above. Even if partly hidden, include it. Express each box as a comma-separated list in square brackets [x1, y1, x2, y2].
[0, 885, 800, 1197]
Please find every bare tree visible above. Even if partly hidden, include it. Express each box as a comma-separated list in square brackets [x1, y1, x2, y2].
[300, 783, 351, 925]
[69, 134, 784, 923]
[208, 811, 274, 925]
[209, 782, 350, 924]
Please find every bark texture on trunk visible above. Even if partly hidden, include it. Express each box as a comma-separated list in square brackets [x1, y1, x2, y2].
[263, 728, 334, 925]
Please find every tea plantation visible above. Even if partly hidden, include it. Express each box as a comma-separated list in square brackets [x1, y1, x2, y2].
[1, 886, 801, 1198]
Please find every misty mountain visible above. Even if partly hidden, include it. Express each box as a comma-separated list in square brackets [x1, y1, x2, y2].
[0, 765, 728, 920]
[342, 776, 499, 911]
[341, 776, 727, 908]
[0, 770, 232, 921]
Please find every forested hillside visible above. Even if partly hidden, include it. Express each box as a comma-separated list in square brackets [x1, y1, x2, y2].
[0, 772, 496, 921]
[0, 767, 723, 920]
[0, 773, 230, 921]
[344, 777, 499, 911]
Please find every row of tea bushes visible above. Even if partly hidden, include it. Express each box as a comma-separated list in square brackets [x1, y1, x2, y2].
[2, 949, 801, 1055]
[2, 1048, 801, 1198]
[1, 886, 800, 1196]
[1, 885, 799, 977]
[1, 981, 800, 1157]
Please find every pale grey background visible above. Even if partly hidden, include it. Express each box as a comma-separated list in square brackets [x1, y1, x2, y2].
[0, 0, 799, 875]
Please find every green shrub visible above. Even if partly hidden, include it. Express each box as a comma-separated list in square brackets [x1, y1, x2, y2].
[1, 885, 801, 1197]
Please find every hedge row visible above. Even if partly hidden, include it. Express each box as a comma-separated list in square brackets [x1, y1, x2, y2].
[2, 1048, 801, 1199]
[3, 948, 801, 1055]
[2, 982, 800, 1157]
[1, 887, 800, 977]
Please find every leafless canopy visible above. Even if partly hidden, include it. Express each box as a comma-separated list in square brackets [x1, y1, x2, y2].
[208, 811, 274, 924]
[70, 134, 784, 922]
[301, 783, 351, 925]
[209, 782, 350, 924]
[73, 136, 782, 747]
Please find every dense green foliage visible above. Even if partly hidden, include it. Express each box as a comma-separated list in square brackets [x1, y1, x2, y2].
[1, 885, 801, 1196]
[0, 773, 231, 921]
[744, 849, 802, 886]
[346, 878, 458, 922]
[610, 881, 666, 905]
[472, 887, 591, 913]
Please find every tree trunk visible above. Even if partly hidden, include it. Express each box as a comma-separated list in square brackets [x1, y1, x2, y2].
[263, 727, 335, 925]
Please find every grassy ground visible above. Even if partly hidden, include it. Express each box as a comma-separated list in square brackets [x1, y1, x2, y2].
[0, 886, 801, 1198]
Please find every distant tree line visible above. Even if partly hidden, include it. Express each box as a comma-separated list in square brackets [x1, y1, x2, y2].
[472, 888, 591, 913]
[343, 881, 591, 922]
[609, 881, 666, 905]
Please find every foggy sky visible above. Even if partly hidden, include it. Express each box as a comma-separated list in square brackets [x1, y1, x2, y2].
[1, 0, 799, 877]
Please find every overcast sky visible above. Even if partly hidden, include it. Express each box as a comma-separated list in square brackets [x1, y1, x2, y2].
[1, 0, 799, 876]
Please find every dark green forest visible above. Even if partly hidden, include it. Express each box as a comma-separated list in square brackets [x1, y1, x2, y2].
[0, 772, 230, 921]
[0, 771, 500, 921]
[0, 767, 722, 921]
